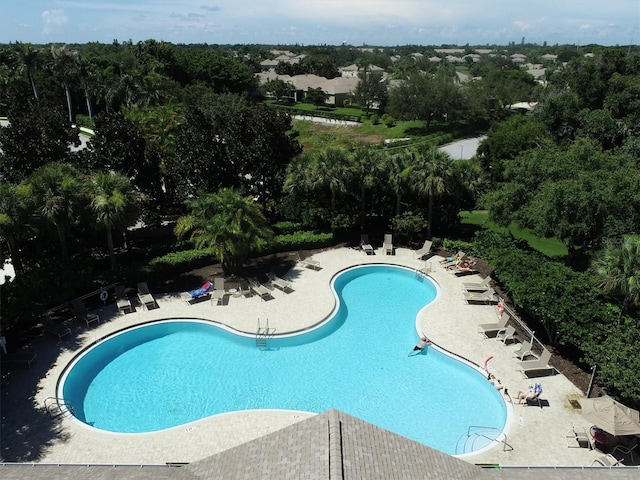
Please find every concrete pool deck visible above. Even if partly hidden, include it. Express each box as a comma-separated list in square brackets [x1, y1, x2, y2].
[0, 247, 616, 467]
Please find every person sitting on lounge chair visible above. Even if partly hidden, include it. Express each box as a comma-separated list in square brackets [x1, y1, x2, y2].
[516, 382, 542, 404]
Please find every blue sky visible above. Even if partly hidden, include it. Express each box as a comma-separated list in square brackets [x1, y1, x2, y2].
[3, 1, 639, 46]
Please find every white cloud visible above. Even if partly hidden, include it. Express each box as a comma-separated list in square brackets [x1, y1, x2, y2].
[42, 9, 68, 35]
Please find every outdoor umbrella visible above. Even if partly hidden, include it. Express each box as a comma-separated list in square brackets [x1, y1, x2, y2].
[580, 396, 640, 436]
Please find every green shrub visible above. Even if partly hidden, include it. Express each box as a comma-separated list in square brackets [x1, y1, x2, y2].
[381, 113, 395, 128]
[272, 231, 333, 252]
[143, 247, 216, 277]
[75, 114, 94, 129]
[370, 114, 380, 125]
[272, 221, 304, 235]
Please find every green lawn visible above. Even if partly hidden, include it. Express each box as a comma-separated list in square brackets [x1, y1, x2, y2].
[460, 210, 568, 258]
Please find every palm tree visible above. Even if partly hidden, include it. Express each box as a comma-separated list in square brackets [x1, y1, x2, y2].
[15, 42, 41, 101]
[89, 172, 142, 273]
[75, 55, 97, 120]
[349, 147, 382, 230]
[50, 45, 76, 123]
[592, 237, 640, 315]
[384, 150, 415, 216]
[410, 146, 454, 238]
[175, 188, 273, 275]
[307, 148, 351, 231]
[28, 163, 82, 262]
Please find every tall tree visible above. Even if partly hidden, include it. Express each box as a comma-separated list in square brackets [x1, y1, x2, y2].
[174, 188, 273, 275]
[15, 42, 41, 101]
[384, 150, 414, 216]
[307, 148, 351, 231]
[410, 146, 454, 238]
[28, 163, 83, 263]
[89, 171, 141, 273]
[0, 99, 80, 183]
[50, 45, 77, 123]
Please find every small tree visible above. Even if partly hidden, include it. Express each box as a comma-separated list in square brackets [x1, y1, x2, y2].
[175, 188, 273, 275]
[305, 87, 329, 108]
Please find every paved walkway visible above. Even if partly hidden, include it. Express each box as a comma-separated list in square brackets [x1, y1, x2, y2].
[0, 247, 611, 466]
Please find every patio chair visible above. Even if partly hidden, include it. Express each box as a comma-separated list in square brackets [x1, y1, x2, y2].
[448, 259, 479, 276]
[496, 324, 516, 344]
[517, 348, 553, 377]
[182, 281, 212, 305]
[591, 453, 621, 466]
[41, 313, 72, 341]
[360, 234, 374, 255]
[238, 280, 252, 297]
[211, 277, 226, 306]
[248, 277, 273, 301]
[267, 272, 293, 293]
[513, 339, 534, 360]
[383, 233, 394, 255]
[1, 350, 37, 368]
[137, 282, 158, 310]
[115, 284, 133, 314]
[440, 251, 466, 268]
[414, 240, 433, 260]
[612, 436, 638, 463]
[462, 276, 491, 292]
[565, 424, 591, 449]
[71, 299, 101, 327]
[478, 312, 509, 337]
[464, 288, 498, 305]
[296, 251, 321, 270]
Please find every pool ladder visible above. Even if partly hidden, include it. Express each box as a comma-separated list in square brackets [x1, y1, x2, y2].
[256, 317, 275, 349]
[44, 397, 75, 419]
[456, 425, 513, 454]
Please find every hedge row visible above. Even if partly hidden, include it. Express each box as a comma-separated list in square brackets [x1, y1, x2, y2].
[142, 231, 333, 278]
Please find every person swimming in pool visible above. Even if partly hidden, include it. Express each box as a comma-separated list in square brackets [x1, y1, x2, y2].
[412, 336, 432, 352]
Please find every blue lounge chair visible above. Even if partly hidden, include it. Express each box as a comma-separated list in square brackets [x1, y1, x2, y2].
[183, 281, 212, 304]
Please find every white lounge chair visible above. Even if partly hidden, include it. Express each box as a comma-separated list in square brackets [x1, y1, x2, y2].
[71, 299, 100, 327]
[478, 312, 509, 337]
[211, 277, 226, 305]
[248, 277, 273, 301]
[565, 425, 590, 449]
[296, 251, 321, 270]
[464, 288, 498, 305]
[1, 350, 37, 367]
[41, 313, 72, 341]
[513, 339, 534, 360]
[360, 235, 374, 255]
[414, 240, 433, 259]
[115, 284, 133, 314]
[517, 348, 553, 377]
[591, 454, 621, 466]
[383, 233, 394, 255]
[267, 272, 293, 293]
[137, 282, 158, 310]
[462, 276, 491, 292]
[496, 324, 516, 344]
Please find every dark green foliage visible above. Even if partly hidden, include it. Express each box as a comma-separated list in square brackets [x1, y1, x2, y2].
[0, 99, 80, 183]
[473, 230, 640, 402]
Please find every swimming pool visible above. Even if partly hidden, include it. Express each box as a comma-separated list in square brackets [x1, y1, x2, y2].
[59, 265, 507, 455]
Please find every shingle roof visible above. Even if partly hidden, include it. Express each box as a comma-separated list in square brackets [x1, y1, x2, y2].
[185, 409, 484, 480]
[2, 410, 638, 479]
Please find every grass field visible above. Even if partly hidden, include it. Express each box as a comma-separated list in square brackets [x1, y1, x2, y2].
[291, 117, 456, 152]
[460, 210, 568, 258]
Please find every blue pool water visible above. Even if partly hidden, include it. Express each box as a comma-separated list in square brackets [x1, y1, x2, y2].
[60, 265, 506, 454]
